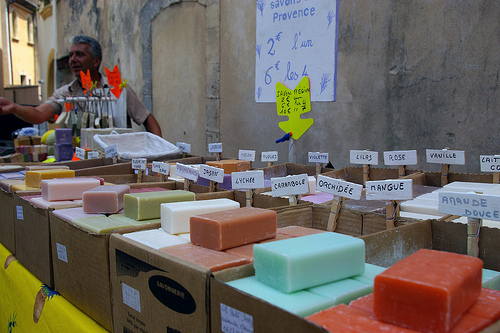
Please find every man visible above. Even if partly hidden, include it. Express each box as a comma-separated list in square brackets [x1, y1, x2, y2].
[0, 35, 162, 136]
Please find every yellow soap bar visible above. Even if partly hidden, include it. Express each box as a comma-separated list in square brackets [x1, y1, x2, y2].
[25, 169, 75, 188]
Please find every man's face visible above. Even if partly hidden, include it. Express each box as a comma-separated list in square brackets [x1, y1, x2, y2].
[68, 43, 100, 80]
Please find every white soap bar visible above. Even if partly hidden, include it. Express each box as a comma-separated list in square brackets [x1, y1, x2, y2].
[442, 181, 498, 192]
[399, 211, 443, 221]
[307, 176, 317, 194]
[161, 198, 240, 234]
[400, 198, 443, 216]
[123, 228, 190, 250]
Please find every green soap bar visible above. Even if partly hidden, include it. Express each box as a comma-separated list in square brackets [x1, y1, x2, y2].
[108, 214, 161, 225]
[307, 278, 373, 305]
[123, 190, 195, 220]
[226, 276, 334, 317]
[253, 232, 365, 293]
[482, 268, 500, 290]
[351, 263, 387, 285]
[71, 216, 142, 234]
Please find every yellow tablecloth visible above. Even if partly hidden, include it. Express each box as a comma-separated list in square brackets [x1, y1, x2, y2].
[0, 243, 108, 332]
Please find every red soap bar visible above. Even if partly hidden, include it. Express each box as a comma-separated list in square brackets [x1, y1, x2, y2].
[224, 243, 255, 262]
[374, 249, 483, 333]
[349, 293, 375, 315]
[159, 243, 250, 272]
[206, 159, 250, 173]
[306, 304, 419, 333]
[467, 288, 500, 321]
[190, 207, 276, 251]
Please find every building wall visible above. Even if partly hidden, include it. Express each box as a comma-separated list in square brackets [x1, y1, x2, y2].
[37, 3, 56, 101]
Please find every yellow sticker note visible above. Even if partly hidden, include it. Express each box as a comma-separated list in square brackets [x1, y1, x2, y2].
[276, 76, 314, 140]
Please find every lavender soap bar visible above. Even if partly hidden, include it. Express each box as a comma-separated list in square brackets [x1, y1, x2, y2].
[253, 232, 365, 293]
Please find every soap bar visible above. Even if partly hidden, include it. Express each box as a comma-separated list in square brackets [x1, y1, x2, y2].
[197, 173, 233, 190]
[307, 278, 373, 305]
[161, 198, 240, 234]
[206, 159, 251, 174]
[123, 228, 190, 250]
[25, 169, 75, 188]
[71, 215, 143, 234]
[25, 165, 70, 171]
[300, 192, 334, 204]
[83, 185, 131, 214]
[253, 232, 365, 293]
[30, 196, 81, 209]
[482, 268, 500, 290]
[467, 288, 500, 321]
[373, 249, 483, 333]
[54, 143, 74, 162]
[52, 207, 105, 222]
[108, 214, 161, 226]
[124, 190, 195, 220]
[190, 207, 276, 251]
[159, 243, 250, 272]
[351, 263, 387, 285]
[227, 275, 335, 318]
[41, 177, 101, 201]
[0, 179, 26, 192]
[55, 128, 72, 144]
[276, 226, 326, 237]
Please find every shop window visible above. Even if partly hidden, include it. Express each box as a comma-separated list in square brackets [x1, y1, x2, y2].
[11, 9, 18, 40]
[27, 16, 34, 44]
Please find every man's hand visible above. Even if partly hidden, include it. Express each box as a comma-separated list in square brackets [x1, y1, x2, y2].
[0, 97, 18, 115]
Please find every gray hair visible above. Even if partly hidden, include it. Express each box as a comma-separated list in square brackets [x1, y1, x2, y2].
[70, 35, 102, 60]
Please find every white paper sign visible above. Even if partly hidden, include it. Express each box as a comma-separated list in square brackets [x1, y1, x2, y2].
[56, 243, 68, 263]
[255, 0, 338, 102]
[132, 158, 147, 170]
[87, 151, 99, 159]
[176, 142, 191, 154]
[231, 170, 265, 190]
[438, 191, 500, 221]
[480, 155, 500, 173]
[105, 143, 118, 158]
[199, 164, 224, 183]
[238, 149, 256, 162]
[308, 152, 329, 164]
[16, 206, 23, 220]
[271, 174, 309, 197]
[426, 149, 465, 165]
[383, 150, 418, 166]
[220, 303, 253, 333]
[122, 283, 141, 313]
[152, 161, 169, 175]
[316, 175, 363, 200]
[75, 147, 86, 160]
[365, 179, 413, 201]
[350, 150, 379, 165]
[176, 163, 199, 181]
[261, 151, 278, 162]
[209, 143, 223, 153]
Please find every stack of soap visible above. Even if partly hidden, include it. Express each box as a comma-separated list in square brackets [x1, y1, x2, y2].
[124, 190, 195, 220]
[161, 198, 240, 234]
[25, 168, 75, 188]
[190, 207, 276, 251]
[206, 159, 251, 173]
[82, 185, 131, 214]
[41, 177, 101, 201]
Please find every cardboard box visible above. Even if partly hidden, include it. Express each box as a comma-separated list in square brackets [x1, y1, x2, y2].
[0, 188, 16, 253]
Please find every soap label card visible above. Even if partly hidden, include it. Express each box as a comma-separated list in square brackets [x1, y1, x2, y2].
[438, 191, 500, 221]
[350, 150, 379, 165]
[152, 161, 169, 175]
[426, 149, 466, 165]
[308, 152, 329, 164]
[176, 163, 199, 181]
[365, 179, 413, 201]
[231, 170, 265, 190]
[105, 143, 118, 158]
[383, 150, 418, 166]
[271, 174, 309, 197]
[75, 147, 86, 160]
[132, 158, 147, 170]
[199, 164, 224, 183]
[209, 143, 223, 153]
[480, 155, 500, 172]
[56, 243, 68, 263]
[316, 175, 363, 200]
[220, 303, 253, 333]
[238, 149, 256, 162]
[176, 142, 191, 154]
[122, 283, 141, 313]
[261, 151, 278, 162]
[16, 206, 23, 220]
[87, 151, 99, 159]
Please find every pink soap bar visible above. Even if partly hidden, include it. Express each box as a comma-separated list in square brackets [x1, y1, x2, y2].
[30, 196, 81, 209]
[41, 177, 101, 201]
[190, 207, 277, 251]
[82, 185, 131, 214]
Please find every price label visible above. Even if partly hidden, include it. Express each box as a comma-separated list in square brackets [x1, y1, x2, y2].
[426, 149, 465, 165]
[383, 150, 418, 166]
[152, 161, 169, 175]
[209, 143, 223, 153]
[176, 163, 199, 181]
[199, 164, 224, 183]
[261, 151, 278, 162]
[87, 151, 99, 159]
[105, 143, 118, 159]
[75, 147, 86, 160]
[176, 142, 191, 154]
[238, 150, 256, 162]
[365, 179, 413, 201]
[271, 174, 309, 197]
[480, 155, 500, 172]
[316, 175, 363, 200]
[220, 303, 253, 333]
[438, 191, 500, 221]
[308, 152, 329, 164]
[350, 150, 379, 165]
[104, 65, 123, 99]
[231, 170, 265, 190]
[132, 158, 147, 170]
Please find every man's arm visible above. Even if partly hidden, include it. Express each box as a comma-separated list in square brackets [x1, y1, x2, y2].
[143, 113, 162, 137]
[0, 97, 56, 124]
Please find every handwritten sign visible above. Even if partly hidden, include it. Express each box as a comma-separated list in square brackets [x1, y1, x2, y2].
[316, 175, 363, 200]
[480, 155, 500, 172]
[209, 143, 223, 153]
[231, 170, 265, 190]
[255, 0, 338, 102]
[152, 161, 169, 175]
[271, 174, 309, 197]
[176, 163, 199, 181]
[176, 142, 191, 154]
[350, 150, 379, 165]
[132, 158, 147, 170]
[105, 143, 118, 159]
[104, 65, 123, 98]
[199, 164, 224, 183]
[87, 151, 99, 159]
[365, 179, 413, 201]
[238, 150, 256, 162]
[75, 147, 86, 160]
[438, 191, 500, 221]
[383, 150, 418, 166]
[308, 152, 329, 164]
[80, 70, 92, 94]
[220, 303, 253, 333]
[426, 149, 465, 165]
[261, 151, 278, 162]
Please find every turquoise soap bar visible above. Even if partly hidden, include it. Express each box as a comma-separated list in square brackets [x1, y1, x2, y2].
[253, 232, 365, 293]
[306, 278, 372, 305]
[351, 263, 387, 285]
[226, 275, 334, 317]
[482, 268, 500, 290]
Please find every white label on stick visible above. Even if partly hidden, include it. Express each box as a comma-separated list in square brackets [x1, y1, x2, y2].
[176, 142, 191, 154]
[426, 149, 465, 165]
[383, 150, 418, 166]
[176, 163, 199, 181]
[231, 170, 265, 190]
[105, 143, 118, 158]
[316, 175, 363, 200]
[16, 206, 23, 220]
[152, 161, 162, 173]
[350, 150, 379, 165]
[480, 155, 500, 173]
[132, 158, 147, 170]
[87, 151, 99, 159]
[122, 283, 141, 313]
[75, 147, 86, 160]
[158, 162, 169, 175]
[238, 149, 256, 162]
[271, 174, 309, 197]
[365, 179, 413, 201]
[438, 191, 500, 221]
[261, 151, 278, 162]
[199, 164, 224, 183]
[308, 152, 329, 164]
[56, 243, 68, 263]
[220, 303, 254, 333]
[209, 143, 223, 153]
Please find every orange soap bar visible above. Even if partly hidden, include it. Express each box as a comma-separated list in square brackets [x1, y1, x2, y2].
[25, 169, 75, 188]
[159, 243, 250, 272]
[306, 304, 419, 333]
[190, 207, 276, 251]
[206, 159, 251, 174]
[467, 288, 500, 321]
[374, 249, 483, 333]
